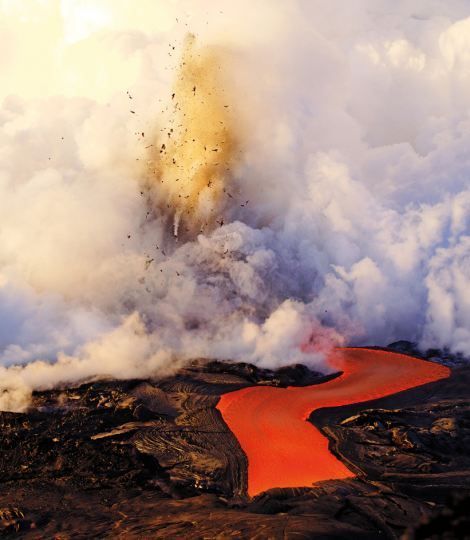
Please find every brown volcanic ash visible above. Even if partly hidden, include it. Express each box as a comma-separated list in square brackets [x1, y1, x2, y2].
[144, 34, 238, 238]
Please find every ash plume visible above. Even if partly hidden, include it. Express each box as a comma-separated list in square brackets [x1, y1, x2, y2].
[145, 33, 238, 237]
[0, 0, 469, 411]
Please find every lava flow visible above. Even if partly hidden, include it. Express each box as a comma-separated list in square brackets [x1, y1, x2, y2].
[217, 348, 450, 497]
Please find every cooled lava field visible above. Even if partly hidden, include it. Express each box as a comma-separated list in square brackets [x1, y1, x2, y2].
[1, 343, 469, 539]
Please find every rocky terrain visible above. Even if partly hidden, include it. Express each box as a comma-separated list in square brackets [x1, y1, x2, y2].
[0, 345, 469, 539]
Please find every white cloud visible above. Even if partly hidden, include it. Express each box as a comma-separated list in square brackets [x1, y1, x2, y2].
[0, 0, 469, 410]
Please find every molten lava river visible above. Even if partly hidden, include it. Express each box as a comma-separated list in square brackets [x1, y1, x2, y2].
[217, 348, 450, 497]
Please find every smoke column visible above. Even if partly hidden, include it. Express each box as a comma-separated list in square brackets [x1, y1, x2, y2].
[0, 0, 469, 410]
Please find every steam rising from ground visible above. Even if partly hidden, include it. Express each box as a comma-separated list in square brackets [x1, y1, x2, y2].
[0, 0, 469, 410]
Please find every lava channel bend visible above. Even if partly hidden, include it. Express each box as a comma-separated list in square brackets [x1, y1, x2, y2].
[217, 348, 450, 497]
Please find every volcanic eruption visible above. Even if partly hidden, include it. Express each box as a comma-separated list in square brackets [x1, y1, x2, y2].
[0, 2, 469, 538]
[144, 33, 238, 238]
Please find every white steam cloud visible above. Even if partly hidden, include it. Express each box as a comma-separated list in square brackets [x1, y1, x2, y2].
[0, 0, 469, 410]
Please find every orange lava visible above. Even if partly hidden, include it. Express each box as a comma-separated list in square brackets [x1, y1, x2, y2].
[217, 348, 450, 497]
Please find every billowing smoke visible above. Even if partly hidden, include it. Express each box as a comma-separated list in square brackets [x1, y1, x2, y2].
[0, 0, 469, 411]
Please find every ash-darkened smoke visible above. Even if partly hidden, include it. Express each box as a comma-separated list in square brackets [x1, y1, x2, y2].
[0, 0, 469, 411]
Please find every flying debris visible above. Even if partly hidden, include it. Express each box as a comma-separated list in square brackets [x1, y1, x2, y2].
[143, 34, 237, 237]
[0, 11, 468, 540]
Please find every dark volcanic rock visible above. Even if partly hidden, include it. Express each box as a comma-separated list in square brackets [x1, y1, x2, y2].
[0, 359, 469, 538]
[404, 493, 470, 540]
[196, 359, 331, 387]
[387, 341, 469, 367]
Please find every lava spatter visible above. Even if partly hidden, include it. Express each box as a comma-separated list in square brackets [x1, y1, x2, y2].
[145, 34, 238, 238]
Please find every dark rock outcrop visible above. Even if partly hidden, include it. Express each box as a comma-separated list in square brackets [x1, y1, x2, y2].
[0, 357, 469, 538]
